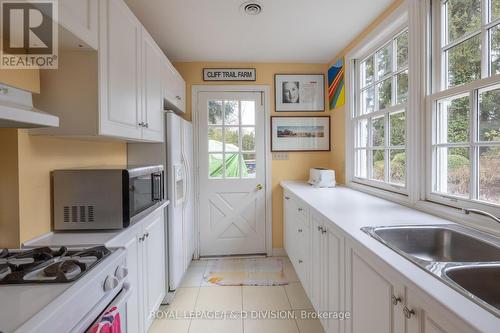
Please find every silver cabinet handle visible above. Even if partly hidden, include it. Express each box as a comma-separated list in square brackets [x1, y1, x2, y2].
[298, 228, 303, 233]
[138, 122, 144, 127]
[298, 208, 303, 212]
[403, 306, 415, 319]
[321, 227, 327, 234]
[285, 196, 290, 200]
[391, 295, 402, 306]
[317, 226, 323, 232]
[144, 123, 149, 128]
[298, 259, 303, 264]
[176, 95, 182, 100]
[145, 232, 149, 238]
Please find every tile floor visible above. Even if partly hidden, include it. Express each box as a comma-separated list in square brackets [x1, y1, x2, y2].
[148, 257, 325, 333]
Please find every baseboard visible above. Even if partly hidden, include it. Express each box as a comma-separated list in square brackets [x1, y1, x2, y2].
[271, 248, 287, 257]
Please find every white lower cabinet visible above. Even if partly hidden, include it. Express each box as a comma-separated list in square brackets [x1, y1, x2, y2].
[108, 208, 166, 333]
[283, 190, 480, 333]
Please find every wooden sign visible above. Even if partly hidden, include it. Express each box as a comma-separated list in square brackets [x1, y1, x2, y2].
[203, 68, 256, 81]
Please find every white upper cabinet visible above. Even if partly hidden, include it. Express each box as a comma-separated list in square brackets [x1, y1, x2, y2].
[32, 0, 185, 142]
[59, 0, 98, 49]
[142, 29, 165, 142]
[99, 0, 142, 140]
[163, 60, 186, 114]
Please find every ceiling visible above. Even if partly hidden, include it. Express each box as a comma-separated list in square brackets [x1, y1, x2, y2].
[124, 0, 394, 64]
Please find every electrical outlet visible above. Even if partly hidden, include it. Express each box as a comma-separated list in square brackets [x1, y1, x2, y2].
[272, 152, 289, 160]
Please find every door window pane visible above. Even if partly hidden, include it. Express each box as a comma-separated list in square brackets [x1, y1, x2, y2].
[446, 35, 481, 87]
[361, 57, 374, 87]
[209, 153, 224, 178]
[224, 153, 240, 178]
[371, 150, 385, 181]
[241, 101, 255, 125]
[361, 87, 375, 114]
[242, 153, 256, 178]
[208, 127, 223, 148]
[224, 127, 240, 152]
[224, 101, 239, 125]
[436, 95, 470, 143]
[376, 43, 392, 78]
[208, 100, 223, 125]
[241, 128, 256, 151]
[396, 31, 409, 69]
[435, 147, 470, 197]
[390, 149, 406, 185]
[396, 70, 408, 105]
[372, 116, 385, 147]
[390, 111, 406, 146]
[478, 86, 500, 142]
[446, 0, 481, 43]
[377, 78, 392, 110]
[479, 146, 500, 203]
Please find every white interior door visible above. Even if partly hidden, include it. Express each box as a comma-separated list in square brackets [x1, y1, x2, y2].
[198, 91, 266, 256]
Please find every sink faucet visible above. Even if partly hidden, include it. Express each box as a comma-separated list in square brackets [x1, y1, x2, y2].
[463, 208, 500, 224]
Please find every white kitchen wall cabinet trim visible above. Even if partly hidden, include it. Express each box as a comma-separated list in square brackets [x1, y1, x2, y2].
[281, 181, 498, 333]
[31, 0, 185, 142]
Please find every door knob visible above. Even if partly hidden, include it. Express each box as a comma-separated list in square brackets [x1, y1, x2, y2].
[256, 184, 263, 190]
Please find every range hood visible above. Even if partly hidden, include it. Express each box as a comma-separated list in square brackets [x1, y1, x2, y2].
[0, 84, 59, 128]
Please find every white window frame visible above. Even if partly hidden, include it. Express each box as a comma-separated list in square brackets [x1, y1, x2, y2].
[345, 3, 414, 204]
[424, 0, 500, 220]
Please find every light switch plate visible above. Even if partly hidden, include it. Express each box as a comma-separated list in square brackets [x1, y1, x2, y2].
[272, 152, 289, 160]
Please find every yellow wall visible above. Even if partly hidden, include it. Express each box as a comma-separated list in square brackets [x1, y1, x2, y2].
[326, 0, 405, 181]
[0, 129, 127, 247]
[174, 62, 331, 248]
[0, 69, 40, 93]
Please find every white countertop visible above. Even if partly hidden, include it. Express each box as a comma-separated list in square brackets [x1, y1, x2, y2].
[280, 181, 499, 332]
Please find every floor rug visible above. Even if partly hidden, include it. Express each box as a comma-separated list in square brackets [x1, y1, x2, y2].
[204, 258, 288, 286]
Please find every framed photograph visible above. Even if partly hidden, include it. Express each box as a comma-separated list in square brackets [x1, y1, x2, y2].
[271, 116, 330, 152]
[275, 74, 325, 112]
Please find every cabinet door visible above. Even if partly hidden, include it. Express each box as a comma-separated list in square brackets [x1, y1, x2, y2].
[323, 226, 344, 333]
[99, 0, 142, 140]
[141, 29, 164, 142]
[164, 61, 186, 113]
[283, 194, 297, 261]
[143, 211, 166, 330]
[59, 0, 98, 49]
[347, 244, 402, 333]
[405, 288, 479, 333]
[310, 212, 324, 311]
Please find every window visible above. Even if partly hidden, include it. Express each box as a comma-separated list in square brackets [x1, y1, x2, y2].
[207, 100, 256, 179]
[429, 0, 500, 208]
[353, 29, 409, 190]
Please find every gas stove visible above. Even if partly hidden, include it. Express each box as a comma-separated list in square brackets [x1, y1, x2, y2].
[0, 246, 112, 284]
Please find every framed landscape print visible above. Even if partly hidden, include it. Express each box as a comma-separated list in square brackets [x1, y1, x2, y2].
[271, 116, 330, 152]
[275, 74, 325, 112]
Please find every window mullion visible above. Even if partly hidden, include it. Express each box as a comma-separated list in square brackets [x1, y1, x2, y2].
[481, 0, 490, 78]
[470, 89, 479, 200]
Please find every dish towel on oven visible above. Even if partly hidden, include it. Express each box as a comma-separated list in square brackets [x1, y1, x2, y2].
[88, 306, 122, 333]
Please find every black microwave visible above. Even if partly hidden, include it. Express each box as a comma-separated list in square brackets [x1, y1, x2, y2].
[52, 165, 164, 230]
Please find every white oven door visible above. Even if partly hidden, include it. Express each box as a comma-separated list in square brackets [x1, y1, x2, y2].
[75, 283, 132, 333]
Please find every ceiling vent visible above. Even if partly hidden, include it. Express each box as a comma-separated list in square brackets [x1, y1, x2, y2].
[241, 2, 263, 16]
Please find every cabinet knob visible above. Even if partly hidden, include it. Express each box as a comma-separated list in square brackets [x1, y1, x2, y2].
[285, 196, 290, 200]
[298, 228, 303, 233]
[403, 306, 415, 319]
[391, 295, 402, 306]
[321, 228, 327, 234]
[298, 208, 303, 212]
[144, 123, 149, 128]
[145, 232, 149, 238]
[317, 226, 323, 232]
[176, 95, 181, 100]
[298, 259, 303, 264]
[138, 121, 144, 127]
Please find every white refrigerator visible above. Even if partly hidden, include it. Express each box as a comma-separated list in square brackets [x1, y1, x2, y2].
[128, 111, 195, 302]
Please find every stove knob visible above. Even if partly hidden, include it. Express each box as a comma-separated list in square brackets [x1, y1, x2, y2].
[115, 265, 128, 280]
[103, 275, 119, 292]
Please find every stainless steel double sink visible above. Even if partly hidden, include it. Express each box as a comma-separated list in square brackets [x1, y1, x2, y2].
[361, 224, 500, 317]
